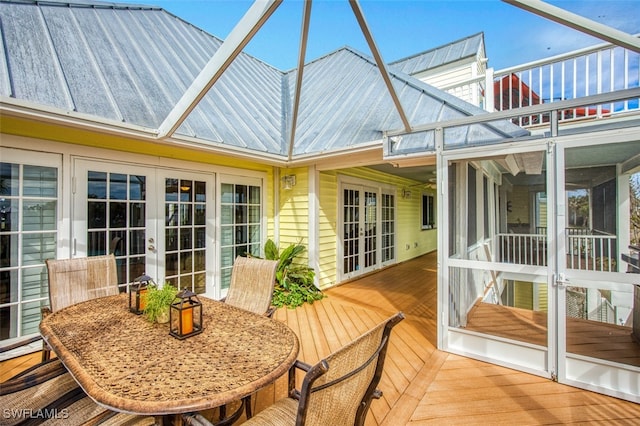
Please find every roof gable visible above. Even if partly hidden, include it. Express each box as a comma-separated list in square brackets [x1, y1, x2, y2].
[390, 32, 485, 76]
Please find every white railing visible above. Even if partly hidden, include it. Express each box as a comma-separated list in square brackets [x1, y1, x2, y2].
[496, 231, 618, 272]
[443, 37, 640, 127]
[566, 232, 617, 272]
[592, 297, 616, 324]
[497, 233, 547, 266]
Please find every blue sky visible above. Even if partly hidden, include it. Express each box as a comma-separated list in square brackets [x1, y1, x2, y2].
[129, 0, 640, 71]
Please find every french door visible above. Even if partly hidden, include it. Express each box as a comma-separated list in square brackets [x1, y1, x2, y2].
[73, 160, 214, 295]
[342, 184, 379, 280]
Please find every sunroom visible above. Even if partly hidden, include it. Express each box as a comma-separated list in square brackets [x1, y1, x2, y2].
[383, 82, 640, 402]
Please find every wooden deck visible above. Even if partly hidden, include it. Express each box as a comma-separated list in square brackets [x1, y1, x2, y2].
[3, 251, 639, 424]
[465, 301, 640, 367]
[261, 252, 640, 424]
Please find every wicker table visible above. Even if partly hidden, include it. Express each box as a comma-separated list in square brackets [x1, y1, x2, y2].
[39, 293, 299, 419]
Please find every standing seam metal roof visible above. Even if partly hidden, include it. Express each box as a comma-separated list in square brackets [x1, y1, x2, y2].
[390, 32, 485, 76]
[0, 1, 525, 158]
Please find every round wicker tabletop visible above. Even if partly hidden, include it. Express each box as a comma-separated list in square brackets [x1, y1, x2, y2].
[39, 294, 299, 415]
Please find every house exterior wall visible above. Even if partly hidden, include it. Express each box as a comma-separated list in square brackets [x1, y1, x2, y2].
[0, 119, 278, 290]
[315, 167, 437, 289]
[317, 171, 339, 288]
[277, 166, 310, 256]
[412, 58, 485, 106]
[1, 116, 436, 295]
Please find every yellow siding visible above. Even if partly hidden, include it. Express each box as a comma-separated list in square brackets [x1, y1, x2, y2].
[537, 283, 548, 312]
[514, 280, 548, 312]
[514, 280, 533, 310]
[318, 172, 339, 288]
[2, 116, 277, 254]
[278, 167, 310, 260]
[1, 116, 273, 172]
[4, 116, 437, 291]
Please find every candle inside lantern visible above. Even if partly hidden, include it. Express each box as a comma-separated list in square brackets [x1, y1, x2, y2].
[139, 287, 148, 311]
[181, 303, 193, 335]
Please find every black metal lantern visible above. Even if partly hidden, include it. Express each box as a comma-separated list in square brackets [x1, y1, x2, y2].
[129, 274, 153, 315]
[169, 288, 203, 339]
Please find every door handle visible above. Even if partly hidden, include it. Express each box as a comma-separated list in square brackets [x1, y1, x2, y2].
[554, 273, 569, 288]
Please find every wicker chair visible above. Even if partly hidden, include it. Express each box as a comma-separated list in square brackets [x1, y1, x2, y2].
[242, 312, 405, 426]
[224, 256, 279, 316]
[45, 254, 120, 313]
[41, 254, 120, 361]
[215, 256, 279, 423]
[0, 342, 154, 426]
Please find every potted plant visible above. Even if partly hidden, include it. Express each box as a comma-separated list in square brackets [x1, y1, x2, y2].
[263, 239, 323, 309]
[144, 282, 178, 323]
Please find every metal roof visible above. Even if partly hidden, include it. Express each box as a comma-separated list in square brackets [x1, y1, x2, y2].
[390, 32, 485, 76]
[0, 1, 525, 159]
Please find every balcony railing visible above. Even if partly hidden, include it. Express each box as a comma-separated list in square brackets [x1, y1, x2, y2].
[496, 230, 618, 272]
[442, 37, 640, 127]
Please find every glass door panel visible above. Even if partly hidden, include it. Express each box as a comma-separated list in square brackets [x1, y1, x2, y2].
[163, 177, 207, 294]
[443, 150, 551, 377]
[0, 151, 60, 343]
[343, 187, 360, 275]
[557, 142, 640, 401]
[364, 190, 377, 269]
[342, 184, 380, 280]
[381, 193, 395, 264]
[86, 170, 147, 286]
[219, 181, 262, 294]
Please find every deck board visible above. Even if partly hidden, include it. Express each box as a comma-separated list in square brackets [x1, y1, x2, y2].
[2, 251, 638, 424]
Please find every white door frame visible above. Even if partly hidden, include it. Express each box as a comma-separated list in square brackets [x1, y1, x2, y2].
[72, 158, 215, 295]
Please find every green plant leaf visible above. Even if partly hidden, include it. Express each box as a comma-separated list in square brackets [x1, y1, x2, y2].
[265, 239, 279, 260]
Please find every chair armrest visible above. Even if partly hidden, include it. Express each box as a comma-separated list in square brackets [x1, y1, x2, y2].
[41, 306, 52, 318]
[287, 359, 313, 399]
[292, 359, 313, 372]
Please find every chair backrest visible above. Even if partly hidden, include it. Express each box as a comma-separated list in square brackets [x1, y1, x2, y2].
[296, 312, 405, 426]
[225, 256, 278, 315]
[45, 254, 119, 312]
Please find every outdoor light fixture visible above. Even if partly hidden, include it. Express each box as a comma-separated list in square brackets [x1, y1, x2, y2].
[129, 274, 153, 315]
[281, 174, 296, 190]
[169, 288, 203, 339]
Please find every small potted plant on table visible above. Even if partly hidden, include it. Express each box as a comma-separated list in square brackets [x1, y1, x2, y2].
[144, 282, 178, 323]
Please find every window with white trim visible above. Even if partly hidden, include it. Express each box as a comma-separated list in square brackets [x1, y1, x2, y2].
[1, 159, 59, 342]
[421, 194, 435, 230]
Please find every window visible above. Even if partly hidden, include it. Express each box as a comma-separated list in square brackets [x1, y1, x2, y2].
[421, 194, 435, 229]
[220, 182, 262, 291]
[1, 161, 58, 341]
[381, 193, 395, 263]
